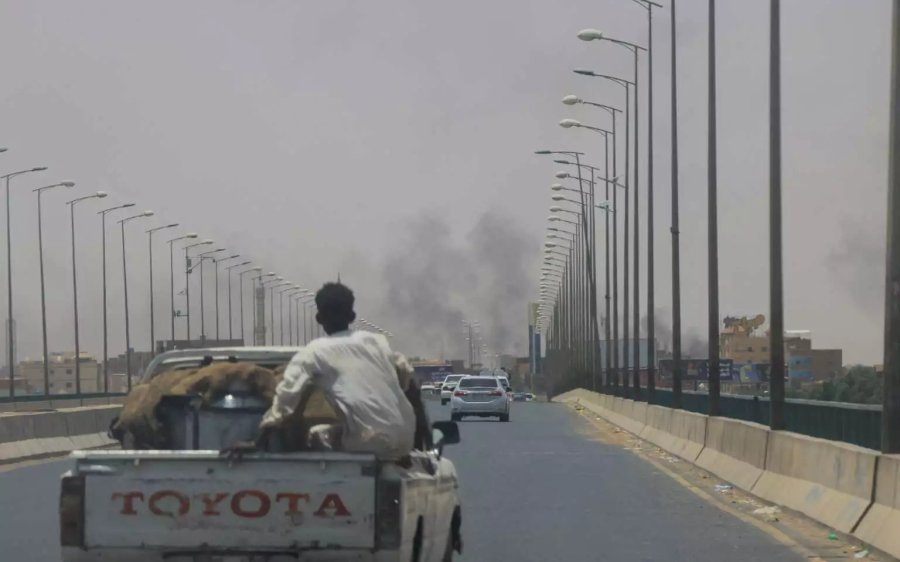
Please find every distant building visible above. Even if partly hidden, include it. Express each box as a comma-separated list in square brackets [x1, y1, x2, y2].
[721, 333, 771, 364]
[784, 331, 842, 381]
[720, 320, 843, 382]
[18, 352, 101, 394]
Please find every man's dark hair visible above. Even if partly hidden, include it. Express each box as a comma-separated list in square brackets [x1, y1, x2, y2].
[315, 282, 356, 334]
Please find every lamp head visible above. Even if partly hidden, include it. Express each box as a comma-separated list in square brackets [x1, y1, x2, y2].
[562, 95, 581, 105]
[577, 28, 604, 41]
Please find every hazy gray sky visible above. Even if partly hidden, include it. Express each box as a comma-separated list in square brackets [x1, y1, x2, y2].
[0, 0, 892, 365]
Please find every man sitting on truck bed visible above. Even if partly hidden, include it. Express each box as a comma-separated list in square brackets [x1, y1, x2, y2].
[260, 282, 417, 459]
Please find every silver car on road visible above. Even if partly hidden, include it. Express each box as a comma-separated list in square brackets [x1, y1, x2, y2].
[450, 376, 510, 422]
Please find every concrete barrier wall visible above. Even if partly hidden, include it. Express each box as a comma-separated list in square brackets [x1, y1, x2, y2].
[695, 416, 769, 491]
[853, 454, 900, 557]
[556, 387, 899, 556]
[0, 405, 119, 464]
[0, 395, 125, 413]
[639, 406, 706, 462]
[751, 430, 877, 534]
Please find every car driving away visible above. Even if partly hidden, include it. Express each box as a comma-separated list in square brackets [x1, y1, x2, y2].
[440, 374, 467, 405]
[450, 376, 510, 422]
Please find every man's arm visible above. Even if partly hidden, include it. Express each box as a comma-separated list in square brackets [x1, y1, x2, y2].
[261, 349, 316, 429]
[389, 351, 432, 450]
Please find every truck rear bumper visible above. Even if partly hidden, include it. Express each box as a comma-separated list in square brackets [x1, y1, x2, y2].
[62, 547, 396, 562]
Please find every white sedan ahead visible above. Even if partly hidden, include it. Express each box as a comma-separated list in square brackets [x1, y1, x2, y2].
[440, 374, 467, 405]
[450, 376, 510, 422]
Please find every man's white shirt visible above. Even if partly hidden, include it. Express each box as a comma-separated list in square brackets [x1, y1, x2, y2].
[261, 329, 416, 458]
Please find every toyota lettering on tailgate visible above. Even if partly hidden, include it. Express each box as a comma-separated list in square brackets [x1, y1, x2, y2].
[111, 490, 352, 519]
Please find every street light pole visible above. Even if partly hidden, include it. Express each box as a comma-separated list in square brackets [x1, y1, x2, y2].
[285, 288, 299, 344]
[769, 0, 785, 429]
[197, 248, 225, 342]
[99, 203, 135, 392]
[883, 0, 900, 454]
[67, 191, 108, 394]
[184, 239, 214, 342]
[260, 276, 283, 345]
[34, 181, 75, 395]
[147, 223, 178, 355]
[252, 272, 276, 345]
[575, 34, 647, 399]
[278, 287, 292, 345]
[631, 0, 662, 403]
[670, 0, 683, 408]
[708, 0, 721, 416]
[269, 281, 290, 345]
[3, 166, 47, 396]
[214, 254, 240, 341]
[573, 71, 633, 392]
[225, 261, 251, 341]
[167, 233, 199, 347]
[305, 300, 315, 344]
[242, 267, 263, 343]
[120, 210, 154, 390]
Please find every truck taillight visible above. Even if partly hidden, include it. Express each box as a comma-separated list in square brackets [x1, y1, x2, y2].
[60, 475, 85, 547]
[453, 390, 467, 397]
[375, 480, 401, 550]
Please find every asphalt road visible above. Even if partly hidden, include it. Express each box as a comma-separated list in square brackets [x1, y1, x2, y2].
[0, 400, 803, 561]
[426, 398, 804, 562]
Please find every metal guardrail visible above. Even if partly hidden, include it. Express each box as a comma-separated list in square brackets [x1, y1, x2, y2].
[648, 388, 882, 450]
[552, 374, 885, 449]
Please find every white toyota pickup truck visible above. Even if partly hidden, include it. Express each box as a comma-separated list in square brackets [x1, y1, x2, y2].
[59, 347, 463, 562]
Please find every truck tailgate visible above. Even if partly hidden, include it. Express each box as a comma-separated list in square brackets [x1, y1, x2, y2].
[74, 450, 377, 550]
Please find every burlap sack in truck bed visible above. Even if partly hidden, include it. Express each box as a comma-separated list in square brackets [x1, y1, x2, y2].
[112, 362, 338, 449]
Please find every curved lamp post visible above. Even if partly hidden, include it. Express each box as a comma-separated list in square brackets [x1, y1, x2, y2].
[119, 210, 154, 389]
[33, 181, 75, 394]
[240, 266, 263, 343]
[3, 165, 47, 395]
[196, 247, 225, 341]
[184, 239, 214, 341]
[67, 191, 107, 394]
[166, 233, 199, 345]
[224, 260, 251, 341]
[213, 254, 241, 340]
[147, 223, 178, 354]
